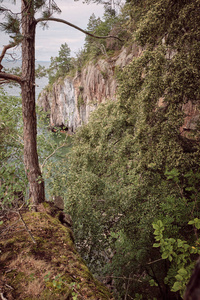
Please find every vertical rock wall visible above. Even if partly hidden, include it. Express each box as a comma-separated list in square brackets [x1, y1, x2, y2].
[37, 45, 138, 132]
[37, 44, 200, 136]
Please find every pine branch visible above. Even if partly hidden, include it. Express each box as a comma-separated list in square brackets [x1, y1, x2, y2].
[0, 72, 21, 84]
[36, 17, 123, 42]
[0, 43, 22, 84]
[0, 43, 16, 71]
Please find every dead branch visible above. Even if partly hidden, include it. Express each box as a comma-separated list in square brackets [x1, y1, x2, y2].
[40, 143, 67, 172]
[18, 209, 37, 244]
[11, 134, 24, 146]
[0, 292, 8, 300]
[0, 43, 17, 71]
[0, 43, 22, 84]
[147, 258, 164, 265]
[0, 205, 36, 244]
[0, 219, 20, 236]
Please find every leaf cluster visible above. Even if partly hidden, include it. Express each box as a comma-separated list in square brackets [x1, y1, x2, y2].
[0, 90, 26, 208]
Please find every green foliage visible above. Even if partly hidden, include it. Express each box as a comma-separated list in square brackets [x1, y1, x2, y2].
[82, 10, 124, 62]
[47, 43, 72, 84]
[35, 64, 48, 78]
[0, 90, 27, 208]
[0, 14, 20, 35]
[65, 0, 200, 298]
[36, 108, 72, 200]
[44, 271, 80, 298]
[1, 0, 200, 298]
[3, 64, 47, 79]
[0, 90, 71, 209]
[153, 219, 200, 296]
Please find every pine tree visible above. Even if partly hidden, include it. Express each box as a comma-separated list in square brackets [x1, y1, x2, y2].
[0, 0, 120, 210]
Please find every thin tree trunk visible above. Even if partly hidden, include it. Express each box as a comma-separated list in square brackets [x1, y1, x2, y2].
[21, 0, 45, 209]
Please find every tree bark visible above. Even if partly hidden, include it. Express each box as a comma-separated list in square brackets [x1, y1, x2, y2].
[21, 0, 45, 209]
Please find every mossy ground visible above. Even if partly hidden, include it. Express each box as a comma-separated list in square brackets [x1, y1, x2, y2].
[0, 208, 113, 299]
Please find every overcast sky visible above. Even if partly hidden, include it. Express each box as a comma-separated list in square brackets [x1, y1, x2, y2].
[0, 0, 105, 61]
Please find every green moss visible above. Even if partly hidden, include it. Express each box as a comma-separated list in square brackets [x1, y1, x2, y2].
[42, 201, 50, 209]
[0, 211, 113, 299]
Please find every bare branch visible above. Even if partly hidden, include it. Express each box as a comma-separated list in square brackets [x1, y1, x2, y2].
[41, 142, 67, 172]
[0, 43, 17, 71]
[147, 258, 164, 265]
[0, 72, 21, 84]
[0, 79, 10, 85]
[18, 209, 37, 244]
[36, 17, 123, 42]
[0, 43, 22, 84]
[0, 292, 8, 300]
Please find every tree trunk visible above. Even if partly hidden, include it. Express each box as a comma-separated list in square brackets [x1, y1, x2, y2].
[21, 0, 45, 209]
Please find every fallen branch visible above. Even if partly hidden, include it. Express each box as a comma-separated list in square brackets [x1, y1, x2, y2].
[18, 209, 37, 244]
[0, 219, 20, 236]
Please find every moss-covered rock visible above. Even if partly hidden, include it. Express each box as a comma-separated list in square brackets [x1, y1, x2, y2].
[0, 209, 113, 299]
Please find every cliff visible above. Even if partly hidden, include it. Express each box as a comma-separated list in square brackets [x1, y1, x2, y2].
[38, 44, 200, 136]
[37, 45, 139, 132]
[0, 203, 113, 299]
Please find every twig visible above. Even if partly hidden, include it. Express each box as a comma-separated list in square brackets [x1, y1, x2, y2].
[0, 219, 20, 236]
[41, 143, 67, 172]
[0, 292, 8, 300]
[147, 258, 164, 265]
[11, 135, 24, 146]
[102, 275, 143, 282]
[5, 284, 13, 290]
[0, 79, 10, 85]
[124, 275, 131, 300]
[0, 44, 16, 67]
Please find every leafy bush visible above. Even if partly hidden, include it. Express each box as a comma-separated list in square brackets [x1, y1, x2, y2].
[65, 0, 200, 298]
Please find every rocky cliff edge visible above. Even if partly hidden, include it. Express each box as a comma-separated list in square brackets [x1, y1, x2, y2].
[37, 45, 139, 132]
[0, 203, 113, 300]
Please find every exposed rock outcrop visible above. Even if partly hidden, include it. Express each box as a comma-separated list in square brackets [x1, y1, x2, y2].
[37, 45, 138, 132]
[38, 44, 200, 137]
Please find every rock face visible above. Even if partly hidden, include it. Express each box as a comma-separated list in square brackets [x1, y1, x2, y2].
[0, 205, 113, 299]
[38, 78, 76, 132]
[37, 45, 138, 132]
[38, 44, 200, 136]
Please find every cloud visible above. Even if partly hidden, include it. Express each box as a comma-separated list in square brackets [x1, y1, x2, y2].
[0, 0, 105, 61]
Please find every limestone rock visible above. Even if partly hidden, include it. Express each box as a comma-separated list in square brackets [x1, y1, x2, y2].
[37, 45, 138, 132]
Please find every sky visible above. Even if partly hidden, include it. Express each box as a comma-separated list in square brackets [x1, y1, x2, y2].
[0, 0, 105, 61]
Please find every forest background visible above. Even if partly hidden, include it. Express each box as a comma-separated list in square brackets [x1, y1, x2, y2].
[1, 0, 200, 299]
